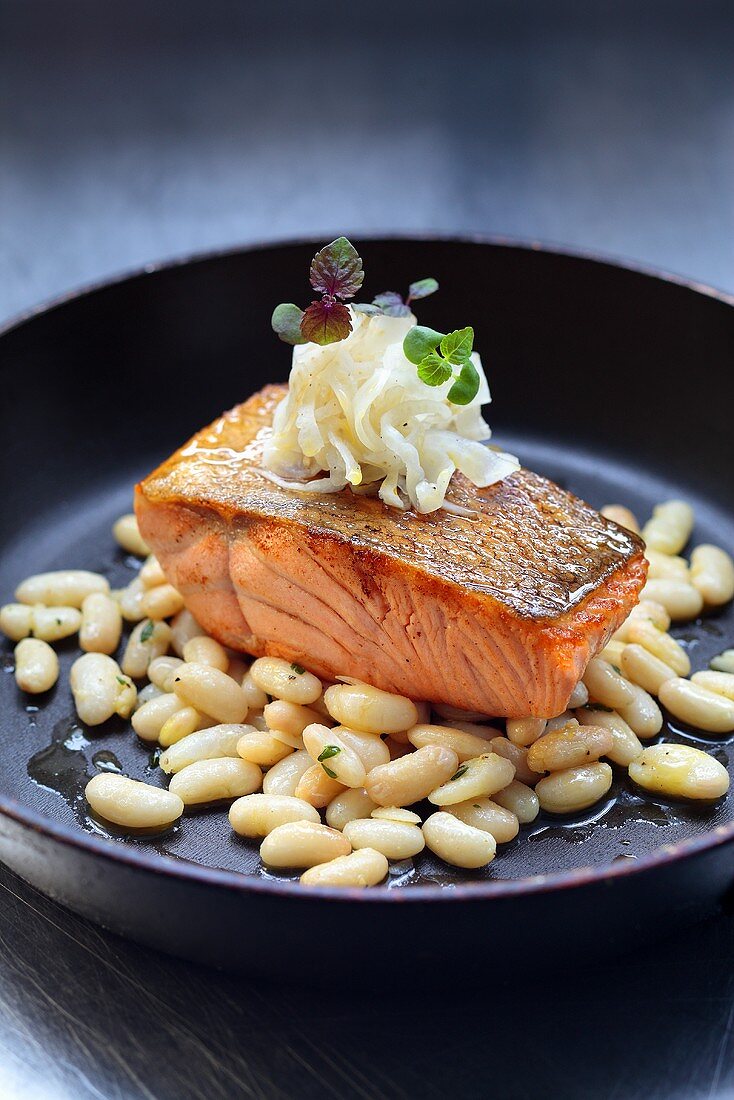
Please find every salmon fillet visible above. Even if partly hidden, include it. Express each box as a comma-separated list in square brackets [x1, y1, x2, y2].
[136, 385, 646, 718]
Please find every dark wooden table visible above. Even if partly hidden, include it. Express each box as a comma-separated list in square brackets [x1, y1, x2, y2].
[2, 3, 734, 1097]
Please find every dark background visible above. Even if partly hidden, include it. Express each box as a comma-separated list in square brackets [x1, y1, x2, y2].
[2, 2, 734, 1098]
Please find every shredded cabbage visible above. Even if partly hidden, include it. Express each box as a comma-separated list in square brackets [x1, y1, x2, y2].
[262, 308, 519, 514]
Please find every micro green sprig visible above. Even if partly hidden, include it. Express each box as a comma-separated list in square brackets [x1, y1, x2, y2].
[271, 238, 478, 404]
[402, 325, 480, 406]
[271, 237, 364, 347]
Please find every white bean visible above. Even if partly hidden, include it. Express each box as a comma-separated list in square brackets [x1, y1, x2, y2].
[325, 788, 377, 830]
[132, 692, 188, 741]
[323, 682, 418, 734]
[182, 635, 229, 671]
[422, 812, 496, 868]
[616, 682, 663, 738]
[711, 650, 734, 675]
[260, 821, 351, 869]
[645, 549, 689, 581]
[117, 576, 147, 621]
[249, 657, 322, 704]
[159, 706, 210, 747]
[535, 763, 613, 814]
[135, 682, 164, 708]
[170, 608, 204, 656]
[599, 640, 627, 667]
[113, 514, 150, 557]
[601, 504, 640, 533]
[371, 806, 422, 824]
[488, 736, 537, 786]
[641, 579, 703, 621]
[139, 555, 167, 589]
[15, 570, 109, 608]
[148, 654, 185, 691]
[230, 793, 321, 837]
[332, 727, 390, 771]
[141, 584, 185, 621]
[0, 603, 81, 642]
[576, 708, 643, 767]
[620, 643, 677, 695]
[70, 653, 136, 725]
[14, 638, 58, 694]
[343, 818, 425, 859]
[447, 798, 519, 843]
[626, 619, 690, 677]
[429, 752, 515, 806]
[294, 763, 346, 808]
[567, 682, 589, 709]
[409, 723, 495, 761]
[264, 700, 325, 738]
[690, 545, 734, 606]
[365, 745, 459, 807]
[79, 592, 122, 655]
[642, 500, 694, 555]
[659, 678, 734, 734]
[582, 658, 634, 709]
[159, 723, 251, 773]
[545, 711, 575, 732]
[505, 717, 547, 747]
[168, 758, 262, 805]
[527, 721, 613, 773]
[302, 724, 366, 787]
[615, 599, 671, 641]
[629, 744, 729, 800]
[492, 780, 540, 823]
[171, 662, 248, 724]
[692, 671, 734, 702]
[300, 848, 388, 888]
[263, 749, 313, 797]
[122, 619, 172, 679]
[237, 731, 293, 767]
[241, 670, 269, 708]
[85, 773, 183, 829]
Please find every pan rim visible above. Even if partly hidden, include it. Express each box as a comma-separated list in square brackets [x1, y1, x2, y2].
[1, 232, 733, 904]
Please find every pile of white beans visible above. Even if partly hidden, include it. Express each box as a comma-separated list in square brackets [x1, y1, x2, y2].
[2, 500, 733, 890]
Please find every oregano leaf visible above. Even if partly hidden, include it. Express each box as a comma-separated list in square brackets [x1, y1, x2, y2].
[447, 359, 480, 405]
[440, 326, 474, 366]
[300, 298, 353, 345]
[417, 351, 452, 387]
[382, 303, 412, 317]
[309, 237, 364, 299]
[353, 303, 383, 316]
[403, 325, 445, 365]
[408, 277, 439, 301]
[271, 303, 306, 345]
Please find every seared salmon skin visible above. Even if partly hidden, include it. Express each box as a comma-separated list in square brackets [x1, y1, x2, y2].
[136, 385, 646, 718]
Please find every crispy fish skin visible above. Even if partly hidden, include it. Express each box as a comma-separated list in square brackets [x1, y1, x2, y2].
[136, 385, 646, 717]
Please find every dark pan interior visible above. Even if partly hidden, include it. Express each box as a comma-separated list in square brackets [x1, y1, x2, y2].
[1, 237, 733, 893]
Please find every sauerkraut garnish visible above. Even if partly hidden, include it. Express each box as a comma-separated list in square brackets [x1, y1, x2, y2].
[263, 308, 519, 514]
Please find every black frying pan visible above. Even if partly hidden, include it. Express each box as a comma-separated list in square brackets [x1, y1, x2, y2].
[1, 237, 733, 983]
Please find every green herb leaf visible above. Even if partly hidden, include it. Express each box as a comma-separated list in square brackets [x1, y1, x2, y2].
[291, 663, 306, 674]
[407, 277, 439, 301]
[300, 298, 352, 345]
[440, 326, 474, 366]
[353, 303, 383, 316]
[309, 237, 364, 300]
[450, 765, 469, 781]
[417, 351, 453, 387]
[140, 620, 154, 643]
[403, 326, 445, 365]
[321, 763, 337, 779]
[116, 676, 129, 686]
[447, 359, 480, 405]
[372, 291, 411, 317]
[373, 291, 403, 310]
[271, 303, 306, 345]
[318, 745, 341, 762]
